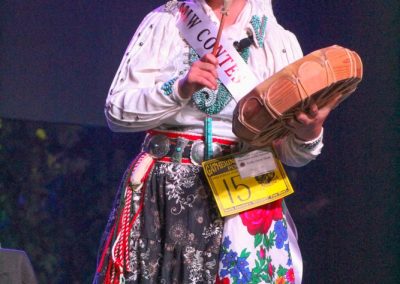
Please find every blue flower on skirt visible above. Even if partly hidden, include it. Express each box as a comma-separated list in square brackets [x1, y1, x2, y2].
[223, 236, 232, 248]
[222, 250, 237, 267]
[230, 267, 240, 278]
[274, 220, 288, 249]
[237, 257, 249, 271]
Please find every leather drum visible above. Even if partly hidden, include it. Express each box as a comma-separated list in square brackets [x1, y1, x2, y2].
[232, 45, 363, 146]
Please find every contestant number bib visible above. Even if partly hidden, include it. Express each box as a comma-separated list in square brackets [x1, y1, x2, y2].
[202, 150, 294, 217]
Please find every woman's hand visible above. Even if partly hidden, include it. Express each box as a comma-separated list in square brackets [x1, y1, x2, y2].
[286, 95, 342, 141]
[178, 53, 218, 99]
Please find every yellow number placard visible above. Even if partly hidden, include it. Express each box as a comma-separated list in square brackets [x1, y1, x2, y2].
[202, 152, 294, 217]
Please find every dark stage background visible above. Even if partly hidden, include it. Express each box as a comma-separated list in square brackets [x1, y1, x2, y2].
[1, 0, 399, 283]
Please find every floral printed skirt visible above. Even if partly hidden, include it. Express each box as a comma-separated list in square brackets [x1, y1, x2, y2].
[94, 156, 300, 284]
[217, 203, 298, 284]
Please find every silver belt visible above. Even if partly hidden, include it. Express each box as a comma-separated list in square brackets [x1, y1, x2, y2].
[142, 133, 238, 165]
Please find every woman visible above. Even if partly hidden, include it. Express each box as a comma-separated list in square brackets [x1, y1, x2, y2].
[94, 0, 336, 283]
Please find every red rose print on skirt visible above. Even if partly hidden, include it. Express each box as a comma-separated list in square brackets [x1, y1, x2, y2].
[216, 275, 230, 284]
[239, 199, 283, 235]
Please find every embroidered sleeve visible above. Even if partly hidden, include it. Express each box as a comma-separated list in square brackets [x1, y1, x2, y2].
[105, 6, 190, 132]
[161, 77, 179, 96]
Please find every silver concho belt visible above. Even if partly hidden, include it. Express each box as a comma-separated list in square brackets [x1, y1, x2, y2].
[143, 133, 227, 165]
[189, 140, 222, 165]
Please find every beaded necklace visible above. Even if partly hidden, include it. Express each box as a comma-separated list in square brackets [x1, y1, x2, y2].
[189, 15, 267, 160]
[190, 15, 267, 114]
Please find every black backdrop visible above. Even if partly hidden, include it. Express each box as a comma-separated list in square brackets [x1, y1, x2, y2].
[1, 0, 399, 283]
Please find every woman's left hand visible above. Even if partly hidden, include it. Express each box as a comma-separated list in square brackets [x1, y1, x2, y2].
[286, 96, 341, 141]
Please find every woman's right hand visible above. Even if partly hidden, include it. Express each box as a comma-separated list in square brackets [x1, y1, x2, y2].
[178, 53, 219, 99]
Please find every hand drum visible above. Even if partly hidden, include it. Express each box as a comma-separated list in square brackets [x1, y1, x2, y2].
[232, 45, 363, 146]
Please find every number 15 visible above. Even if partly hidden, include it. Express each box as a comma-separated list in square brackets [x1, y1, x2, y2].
[222, 175, 251, 204]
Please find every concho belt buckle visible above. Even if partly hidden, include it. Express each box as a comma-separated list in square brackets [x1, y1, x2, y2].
[190, 140, 222, 165]
[143, 134, 170, 158]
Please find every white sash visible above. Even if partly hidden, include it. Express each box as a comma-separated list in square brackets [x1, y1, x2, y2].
[176, 1, 258, 102]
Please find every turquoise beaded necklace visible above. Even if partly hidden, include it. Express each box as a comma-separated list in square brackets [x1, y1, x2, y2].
[189, 47, 252, 160]
[189, 15, 267, 160]
[190, 15, 267, 114]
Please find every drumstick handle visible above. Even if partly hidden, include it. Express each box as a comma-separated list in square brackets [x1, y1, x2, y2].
[212, 14, 226, 56]
[212, 0, 231, 56]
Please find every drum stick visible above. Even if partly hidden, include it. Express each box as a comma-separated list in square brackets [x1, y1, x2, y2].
[212, 0, 232, 56]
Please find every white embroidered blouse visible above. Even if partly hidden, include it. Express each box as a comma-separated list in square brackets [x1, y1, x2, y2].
[104, 0, 323, 166]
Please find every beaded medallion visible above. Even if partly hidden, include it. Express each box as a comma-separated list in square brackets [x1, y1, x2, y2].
[190, 47, 251, 115]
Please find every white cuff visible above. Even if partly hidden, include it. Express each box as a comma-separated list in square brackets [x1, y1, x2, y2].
[292, 128, 324, 152]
